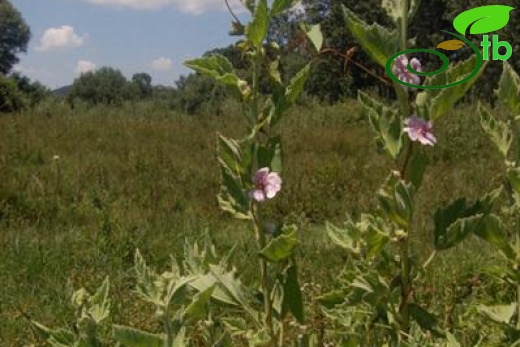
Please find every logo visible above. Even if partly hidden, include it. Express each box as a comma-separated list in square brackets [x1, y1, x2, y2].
[385, 5, 515, 90]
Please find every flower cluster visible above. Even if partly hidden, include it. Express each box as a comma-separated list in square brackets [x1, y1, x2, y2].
[392, 55, 422, 88]
[250, 167, 282, 202]
[404, 116, 437, 146]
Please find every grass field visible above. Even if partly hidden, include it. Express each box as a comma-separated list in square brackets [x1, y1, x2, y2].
[0, 99, 509, 346]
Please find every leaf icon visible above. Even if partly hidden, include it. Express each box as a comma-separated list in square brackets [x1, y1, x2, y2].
[437, 40, 465, 51]
[453, 5, 514, 35]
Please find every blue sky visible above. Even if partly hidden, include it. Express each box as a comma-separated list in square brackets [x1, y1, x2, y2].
[10, 0, 248, 89]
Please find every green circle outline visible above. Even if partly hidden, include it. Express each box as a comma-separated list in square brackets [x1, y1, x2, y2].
[385, 30, 483, 90]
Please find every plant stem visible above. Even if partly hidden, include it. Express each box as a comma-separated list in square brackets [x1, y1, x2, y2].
[400, 0, 409, 53]
[252, 204, 276, 346]
[399, 237, 411, 337]
[163, 312, 173, 347]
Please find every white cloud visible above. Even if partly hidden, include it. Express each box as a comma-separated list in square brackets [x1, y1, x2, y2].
[83, 0, 243, 14]
[151, 57, 173, 70]
[75, 60, 97, 75]
[36, 25, 88, 51]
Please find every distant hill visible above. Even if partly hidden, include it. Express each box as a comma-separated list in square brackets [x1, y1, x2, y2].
[52, 85, 72, 97]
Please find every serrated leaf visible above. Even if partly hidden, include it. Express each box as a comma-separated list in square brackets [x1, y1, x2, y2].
[88, 276, 110, 324]
[246, 0, 269, 48]
[326, 220, 361, 254]
[377, 176, 414, 228]
[113, 325, 164, 347]
[301, 23, 323, 52]
[425, 56, 487, 120]
[343, 5, 398, 68]
[272, 64, 311, 127]
[185, 55, 249, 98]
[496, 62, 520, 115]
[184, 285, 215, 322]
[479, 103, 512, 158]
[382, 0, 420, 23]
[479, 303, 516, 324]
[453, 5, 514, 35]
[434, 190, 500, 250]
[358, 91, 402, 158]
[437, 40, 465, 51]
[260, 228, 298, 262]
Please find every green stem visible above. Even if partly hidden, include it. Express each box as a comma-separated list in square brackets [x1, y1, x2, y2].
[399, 237, 411, 337]
[163, 312, 173, 347]
[400, 0, 409, 53]
[253, 205, 276, 347]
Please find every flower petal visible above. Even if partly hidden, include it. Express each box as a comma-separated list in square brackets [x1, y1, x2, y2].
[410, 58, 421, 71]
[250, 189, 266, 202]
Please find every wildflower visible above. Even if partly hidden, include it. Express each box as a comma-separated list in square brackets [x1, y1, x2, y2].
[392, 55, 422, 87]
[250, 167, 282, 202]
[404, 116, 437, 146]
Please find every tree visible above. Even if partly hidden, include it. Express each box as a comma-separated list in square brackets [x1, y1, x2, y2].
[0, 0, 31, 74]
[68, 67, 129, 106]
[131, 73, 153, 99]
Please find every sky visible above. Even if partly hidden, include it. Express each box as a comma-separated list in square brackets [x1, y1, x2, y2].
[10, 0, 250, 89]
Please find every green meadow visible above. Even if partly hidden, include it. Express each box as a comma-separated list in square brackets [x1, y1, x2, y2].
[0, 99, 507, 346]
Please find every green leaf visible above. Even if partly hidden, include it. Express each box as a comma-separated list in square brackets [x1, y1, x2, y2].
[406, 150, 428, 189]
[183, 285, 215, 322]
[473, 214, 515, 260]
[424, 56, 488, 121]
[248, 329, 271, 347]
[282, 264, 304, 323]
[184, 55, 249, 98]
[446, 333, 461, 347]
[382, 0, 420, 23]
[479, 303, 516, 324]
[301, 23, 323, 52]
[88, 276, 111, 324]
[342, 5, 398, 68]
[246, 0, 269, 48]
[326, 220, 361, 254]
[453, 5, 514, 35]
[113, 325, 164, 347]
[377, 176, 414, 228]
[496, 62, 520, 115]
[257, 136, 283, 173]
[217, 134, 253, 219]
[272, 64, 311, 127]
[434, 190, 500, 250]
[260, 227, 298, 262]
[409, 303, 444, 337]
[271, 0, 299, 16]
[358, 91, 402, 159]
[479, 103, 512, 158]
[222, 317, 248, 336]
[508, 167, 520, 196]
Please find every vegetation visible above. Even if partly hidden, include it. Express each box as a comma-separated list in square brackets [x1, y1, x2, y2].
[2, 0, 520, 346]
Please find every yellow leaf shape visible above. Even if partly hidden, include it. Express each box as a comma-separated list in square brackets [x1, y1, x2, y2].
[437, 40, 466, 51]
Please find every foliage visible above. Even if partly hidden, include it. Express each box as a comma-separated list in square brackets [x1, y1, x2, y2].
[68, 67, 131, 106]
[0, 0, 30, 74]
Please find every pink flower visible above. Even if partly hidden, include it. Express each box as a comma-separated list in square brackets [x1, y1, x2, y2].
[250, 168, 282, 202]
[392, 55, 422, 88]
[404, 116, 437, 146]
